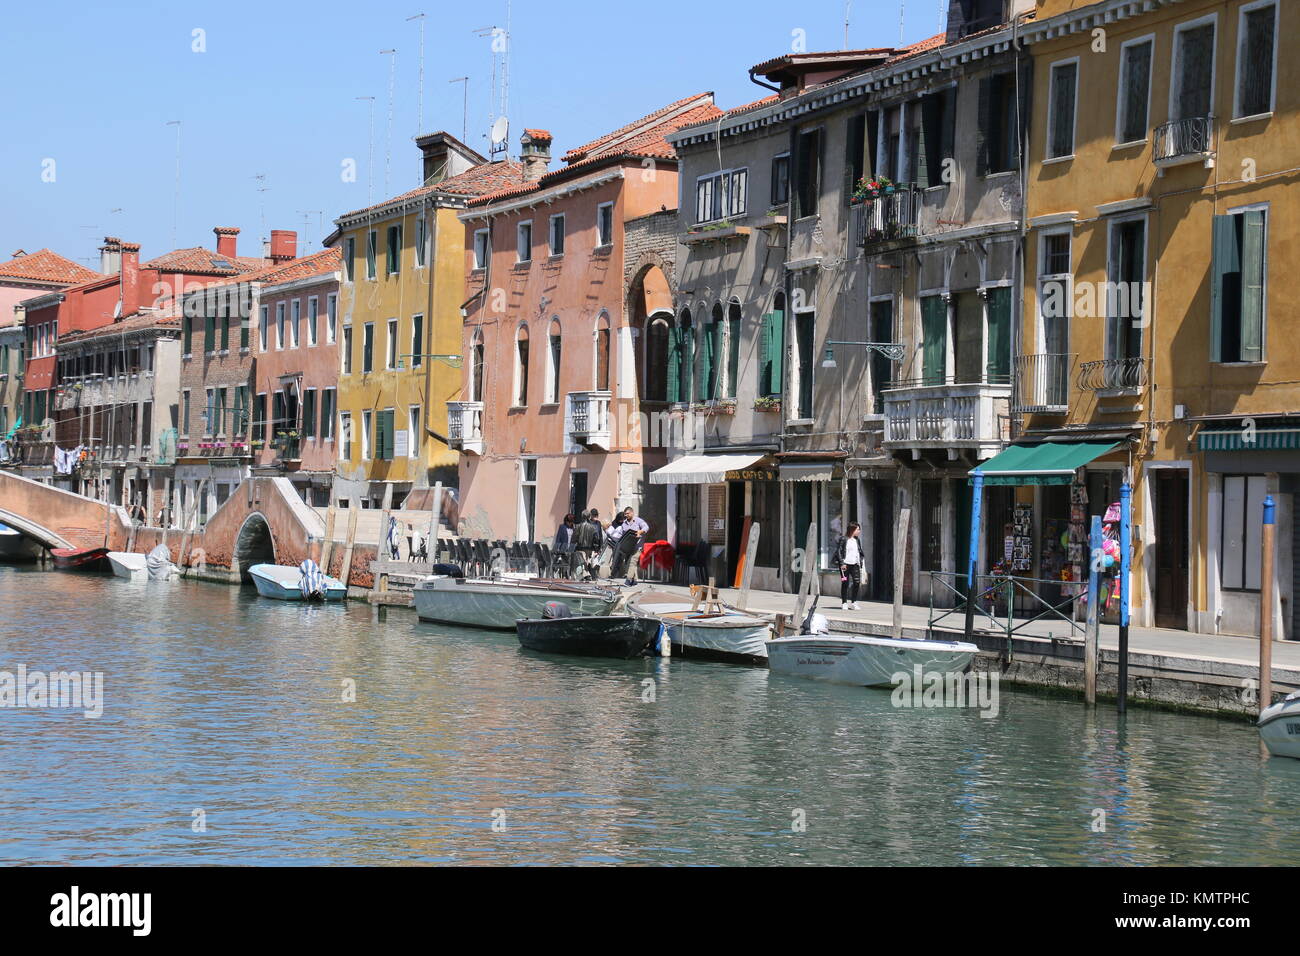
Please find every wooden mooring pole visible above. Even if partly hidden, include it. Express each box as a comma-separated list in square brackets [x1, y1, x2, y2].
[892, 508, 910, 639]
[1260, 495, 1276, 717]
[1085, 515, 1102, 706]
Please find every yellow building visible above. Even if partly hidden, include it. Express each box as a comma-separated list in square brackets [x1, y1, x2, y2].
[1017, 0, 1293, 636]
[331, 133, 522, 507]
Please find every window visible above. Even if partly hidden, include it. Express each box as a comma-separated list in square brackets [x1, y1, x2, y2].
[1236, 2, 1277, 118]
[916, 90, 957, 188]
[698, 304, 721, 401]
[254, 393, 267, 442]
[386, 224, 402, 275]
[408, 405, 421, 458]
[920, 295, 948, 386]
[302, 389, 316, 439]
[1107, 217, 1147, 363]
[182, 389, 191, 435]
[595, 316, 610, 392]
[473, 228, 489, 269]
[366, 230, 377, 279]
[695, 168, 747, 224]
[869, 298, 896, 412]
[1212, 208, 1267, 363]
[1047, 61, 1078, 159]
[204, 388, 216, 436]
[386, 318, 398, 369]
[183, 315, 193, 355]
[344, 237, 356, 282]
[515, 326, 530, 406]
[275, 303, 286, 350]
[1221, 474, 1266, 590]
[771, 153, 790, 205]
[411, 314, 423, 367]
[326, 293, 337, 343]
[1171, 18, 1216, 122]
[362, 322, 374, 373]
[291, 299, 301, 348]
[219, 307, 230, 352]
[1037, 231, 1072, 405]
[669, 309, 694, 404]
[415, 215, 428, 267]
[517, 221, 533, 262]
[375, 408, 395, 461]
[339, 409, 352, 459]
[471, 332, 485, 403]
[361, 409, 372, 460]
[760, 292, 785, 398]
[233, 386, 248, 436]
[596, 202, 614, 247]
[308, 297, 319, 346]
[920, 479, 944, 572]
[1116, 38, 1154, 144]
[794, 311, 815, 419]
[203, 312, 215, 354]
[342, 325, 353, 374]
[549, 214, 565, 256]
[546, 321, 561, 404]
[794, 128, 822, 218]
[726, 301, 741, 399]
[321, 389, 335, 439]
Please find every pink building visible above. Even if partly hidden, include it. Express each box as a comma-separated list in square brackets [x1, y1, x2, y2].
[452, 95, 719, 544]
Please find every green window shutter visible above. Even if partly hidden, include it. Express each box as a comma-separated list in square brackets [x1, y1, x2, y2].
[985, 287, 1011, 384]
[373, 408, 385, 459]
[666, 326, 680, 403]
[727, 314, 740, 398]
[699, 322, 716, 400]
[303, 391, 316, 438]
[382, 409, 395, 460]
[975, 77, 992, 176]
[681, 327, 694, 403]
[758, 314, 773, 397]
[1240, 210, 1266, 362]
[1209, 214, 1238, 363]
[922, 296, 947, 384]
[240, 314, 250, 350]
[770, 309, 785, 396]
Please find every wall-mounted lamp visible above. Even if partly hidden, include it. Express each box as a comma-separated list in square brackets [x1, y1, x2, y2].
[821, 340, 907, 369]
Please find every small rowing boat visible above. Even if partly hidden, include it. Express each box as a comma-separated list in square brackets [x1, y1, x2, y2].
[50, 547, 111, 572]
[248, 562, 347, 601]
[626, 590, 771, 663]
[414, 575, 619, 630]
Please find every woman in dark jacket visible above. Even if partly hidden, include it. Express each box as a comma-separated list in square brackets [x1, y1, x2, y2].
[553, 513, 576, 554]
[832, 522, 864, 610]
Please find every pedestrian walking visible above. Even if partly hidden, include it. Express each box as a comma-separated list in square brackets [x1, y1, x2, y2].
[833, 521, 864, 610]
[571, 509, 603, 580]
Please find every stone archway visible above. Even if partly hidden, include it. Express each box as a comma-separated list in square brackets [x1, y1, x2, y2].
[233, 512, 276, 582]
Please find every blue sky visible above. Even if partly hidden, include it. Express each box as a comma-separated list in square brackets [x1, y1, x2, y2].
[0, 0, 941, 270]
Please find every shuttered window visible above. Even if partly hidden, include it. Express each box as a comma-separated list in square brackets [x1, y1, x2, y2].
[1047, 62, 1077, 159]
[921, 295, 947, 385]
[1117, 40, 1153, 144]
[759, 305, 785, 397]
[1173, 23, 1215, 121]
[303, 389, 316, 439]
[985, 286, 1011, 384]
[1237, 4, 1276, 118]
[203, 314, 215, 353]
[378, 408, 395, 460]
[1211, 210, 1267, 363]
[726, 303, 740, 399]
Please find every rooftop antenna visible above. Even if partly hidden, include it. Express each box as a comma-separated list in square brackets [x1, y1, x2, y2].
[489, 115, 509, 161]
[899, 0, 905, 45]
[844, 0, 851, 49]
[253, 174, 270, 244]
[449, 77, 469, 144]
[165, 120, 182, 249]
[473, 18, 509, 150]
[407, 14, 426, 136]
[356, 96, 376, 205]
[298, 210, 323, 245]
[379, 49, 398, 195]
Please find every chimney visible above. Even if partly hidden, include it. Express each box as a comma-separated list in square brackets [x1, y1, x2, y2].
[99, 237, 122, 275]
[119, 242, 141, 317]
[269, 230, 297, 263]
[213, 226, 240, 259]
[520, 129, 553, 182]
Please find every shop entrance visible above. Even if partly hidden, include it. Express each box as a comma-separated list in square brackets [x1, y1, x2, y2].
[1154, 469, 1189, 629]
[870, 483, 894, 601]
[726, 480, 745, 582]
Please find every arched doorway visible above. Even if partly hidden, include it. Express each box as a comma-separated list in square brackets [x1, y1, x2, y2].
[234, 512, 276, 582]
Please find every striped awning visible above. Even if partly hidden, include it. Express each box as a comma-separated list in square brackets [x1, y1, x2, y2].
[1198, 428, 1300, 452]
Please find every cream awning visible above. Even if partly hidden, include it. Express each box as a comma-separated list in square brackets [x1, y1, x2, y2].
[648, 452, 766, 485]
[778, 462, 835, 482]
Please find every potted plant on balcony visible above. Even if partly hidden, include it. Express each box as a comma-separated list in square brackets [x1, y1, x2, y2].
[701, 399, 736, 416]
[851, 175, 896, 204]
[753, 395, 782, 413]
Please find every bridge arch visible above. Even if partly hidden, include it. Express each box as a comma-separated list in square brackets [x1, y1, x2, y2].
[233, 512, 277, 581]
[0, 509, 72, 551]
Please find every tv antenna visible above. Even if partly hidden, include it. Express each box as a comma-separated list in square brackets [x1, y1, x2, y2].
[449, 77, 469, 143]
[473, 6, 510, 153]
[489, 116, 509, 160]
[297, 210, 323, 244]
[356, 96, 376, 205]
[379, 49, 397, 195]
[165, 120, 182, 249]
[407, 14, 426, 135]
[253, 174, 270, 244]
[844, 1, 851, 49]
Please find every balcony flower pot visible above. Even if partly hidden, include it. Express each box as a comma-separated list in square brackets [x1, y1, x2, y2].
[753, 397, 782, 413]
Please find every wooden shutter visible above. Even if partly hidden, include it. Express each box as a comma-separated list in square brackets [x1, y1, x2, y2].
[204, 314, 215, 353]
[696, 323, 711, 401]
[304, 390, 316, 438]
[985, 287, 1011, 384]
[866, 111, 879, 180]
[975, 77, 991, 175]
[383, 409, 395, 459]
[770, 307, 785, 396]
[1209, 215, 1235, 362]
[727, 313, 740, 398]
[1240, 210, 1266, 362]
[681, 326, 694, 403]
[666, 325, 680, 403]
[922, 296, 947, 384]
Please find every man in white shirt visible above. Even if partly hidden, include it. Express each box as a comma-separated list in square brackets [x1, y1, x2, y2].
[611, 507, 649, 584]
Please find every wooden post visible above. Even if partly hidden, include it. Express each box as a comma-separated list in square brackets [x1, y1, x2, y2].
[427, 481, 443, 564]
[892, 507, 910, 639]
[737, 521, 761, 611]
[1261, 495, 1277, 717]
[320, 496, 338, 572]
[791, 522, 819, 635]
[339, 504, 361, 594]
[371, 484, 394, 600]
[1085, 515, 1102, 706]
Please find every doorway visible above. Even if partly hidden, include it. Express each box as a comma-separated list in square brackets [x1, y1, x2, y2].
[792, 483, 813, 592]
[569, 471, 588, 518]
[1154, 469, 1189, 629]
[726, 480, 745, 583]
[870, 483, 894, 601]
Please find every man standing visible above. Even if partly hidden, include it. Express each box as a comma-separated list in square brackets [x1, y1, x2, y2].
[571, 509, 603, 580]
[611, 507, 649, 585]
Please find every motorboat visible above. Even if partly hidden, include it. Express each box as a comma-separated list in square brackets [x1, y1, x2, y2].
[50, 547, 111, 572]
[516, 603, 666, 659]
[414, 575, 619, 630]
[0, 523, 38, 562]
[107, 551, 149, 582]
[626, 590, 771, 663]
[1258, 691, 1300, 759]
[767, 618, 978, 688]
[248, 562, 347, 602]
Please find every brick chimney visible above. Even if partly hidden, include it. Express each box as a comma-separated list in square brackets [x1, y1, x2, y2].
[213, 227, 240, 259]
[119, 242, 141, 317]
[99, 237, 122, 275]
[520, 129, 553, 182]
[269, 230, 297, 263]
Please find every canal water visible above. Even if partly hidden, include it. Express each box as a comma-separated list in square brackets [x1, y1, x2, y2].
[1, 565, 1298, 866]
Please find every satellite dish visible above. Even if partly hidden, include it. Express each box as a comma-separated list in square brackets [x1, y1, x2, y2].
[490, 116, 509, 148]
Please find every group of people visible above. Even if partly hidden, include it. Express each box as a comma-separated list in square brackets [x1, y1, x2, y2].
[553, 507, 650, 585]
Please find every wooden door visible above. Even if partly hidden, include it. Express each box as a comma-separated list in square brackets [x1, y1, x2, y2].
[1154, 470, 1189, 630]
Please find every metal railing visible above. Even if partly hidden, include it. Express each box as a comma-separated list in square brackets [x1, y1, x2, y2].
[1013, 353, 1072, 412]
[927, 571, 1086, 646]
[1153, 115, 1214, 165]
[1076, 356, 1148, 392]
[850, 185, 922, 249]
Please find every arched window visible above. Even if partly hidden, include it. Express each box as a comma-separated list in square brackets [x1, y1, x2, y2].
[645, 312, 671, 402]
[760, 292, 786, 398]
[671, 308, 694, 404]
[470, 330, 485, 403]
[514, 324, 530, 407]
[594, 312, 611, 392]
[726, 299, 741, 399]
[546, 319, 562, 404]
[700, 302, 723, 401]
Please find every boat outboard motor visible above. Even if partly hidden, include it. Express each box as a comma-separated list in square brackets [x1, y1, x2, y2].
[809, 613, 830, 635]
[431, 562, 464, 578]
[541, 601, 573, 620]
[298, 559, 327, 601]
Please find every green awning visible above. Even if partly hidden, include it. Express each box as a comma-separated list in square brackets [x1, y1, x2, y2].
[971, 441, 1119, 486]
[1199, 428, 1300, 452]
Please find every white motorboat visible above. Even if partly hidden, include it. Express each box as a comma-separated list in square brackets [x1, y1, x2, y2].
[249, 562, 347, 602]
[767, 619, 977, 687]
[626, 590, 771, 663]
[0, 523, 38, 562]
[1258, 691, 1300, 759]
[414, 575, 619, 630]
[107, 551, 149, 582]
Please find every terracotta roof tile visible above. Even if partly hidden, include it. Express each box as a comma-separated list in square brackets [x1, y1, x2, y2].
[0, 248, 99, 285]
[196, 247, 342, 291]
[562, 93, 717, 163]
[338, 161, 526, 219]
[141, 246, 266, 275]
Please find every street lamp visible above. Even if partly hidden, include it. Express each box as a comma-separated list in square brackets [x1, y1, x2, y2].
[821, 340, 907, 369]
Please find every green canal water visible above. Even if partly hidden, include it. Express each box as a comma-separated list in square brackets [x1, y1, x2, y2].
[0, 565, 1297, 866]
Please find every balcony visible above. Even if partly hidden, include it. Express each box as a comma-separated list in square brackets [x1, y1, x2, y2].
[1013, 353, 1073, 414]
[1153, 115, 1215, 173]
[882, 381, 1011, 459]
[447, 401, 484, 455]
[850, 185, 922, 250]
[567, 390, 612, 450]
[1077, 357, 1148, 395]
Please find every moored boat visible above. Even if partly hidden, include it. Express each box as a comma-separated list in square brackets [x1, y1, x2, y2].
[1258, 692, 1300, 759]
[626, 590, 771, 663]
[767, 625, 978, 688]
[0, 523, 39, 562]
[146, 544, 178, 582]
[51, 546, 111, 572]
[516, 604, 664, 659]
[414, 575, 619, 630]
[107, 551, 149, 582]
[248, 562, 347, 601]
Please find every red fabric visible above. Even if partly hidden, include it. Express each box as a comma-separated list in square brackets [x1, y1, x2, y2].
[639, 540, 675, 572]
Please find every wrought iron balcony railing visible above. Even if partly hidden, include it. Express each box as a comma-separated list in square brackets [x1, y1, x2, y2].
[1076, 357, 1148, 393]
[1153, 115, 1214, 170]
[1013, 353, 1073, 413]
[850, 184, 922, 250]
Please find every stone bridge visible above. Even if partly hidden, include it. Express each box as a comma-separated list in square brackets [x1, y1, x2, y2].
[0, 471, 131, 550]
